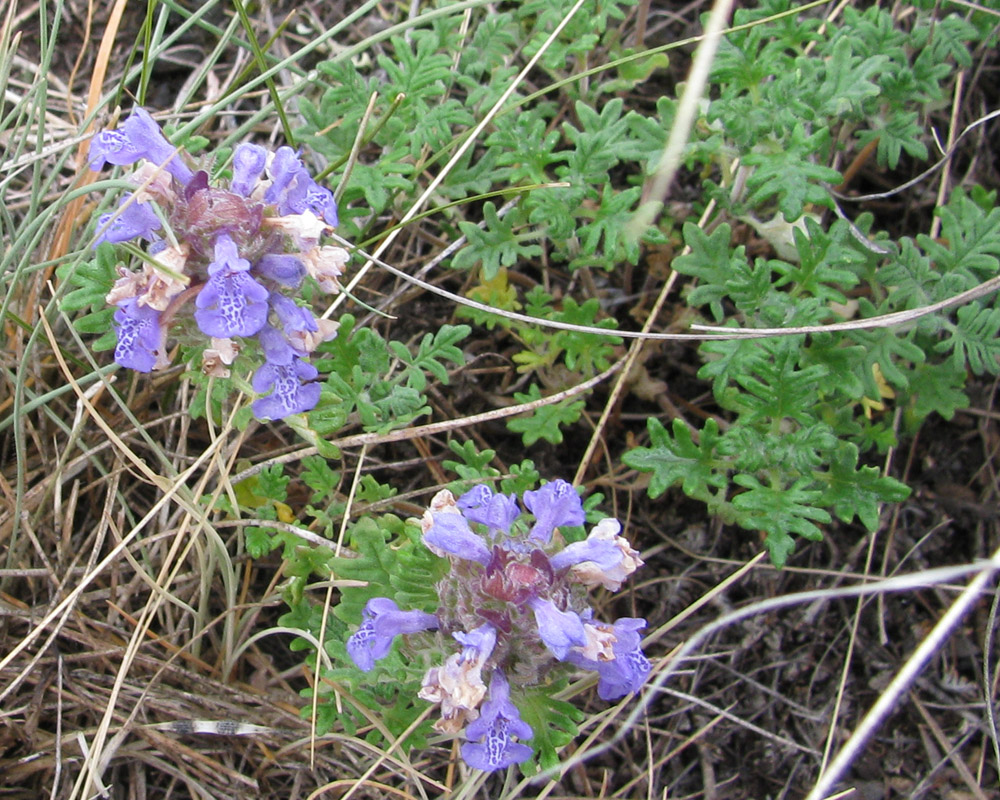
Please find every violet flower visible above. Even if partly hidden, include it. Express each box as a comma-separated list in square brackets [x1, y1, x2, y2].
[346, 598, 439, 672]
[423, 512, 492, 565]
[250, 359, 322, 420]
[567, 617, 651, 700]
[230, 143, 267, 197]
[527, 597, 586, 660]
[548, 534, 624, 573]
[457, 485, 521, 533]
[419, 623, 497, 733]
[566, 518, 644, 592]
[193, 234, 269, 338]
[349, 481, 650, 771]
[255, 254, 306, 288]
[264, 146, 339, 225]
[268, 293, 319, 345]
[250, 328, 322, 419]
[460, 670, 534, 772]
[94, 196, 162, 246]
[112, 299, 164, 372]
[88, 107, 193, 184]
[523, 479, 585, 543]
[87, 107, 345, 420]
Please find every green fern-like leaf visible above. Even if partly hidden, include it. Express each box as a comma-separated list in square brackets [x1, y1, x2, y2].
[904, 359, 969, 423]
[442, 440, 500, 485]
[453, 202, 543, 279]
[517, 680, 585, 774]
[558, 99, 641, 188]
[856, 109, 928, 169]
[731, 475, 831, 566]
[936, 303, 1000, 375]
[819, 441, 910, 530]
[742, 124, 842, 220]
[623, 417, 727, 501]
[330, 515, 442, 625]
[506, 384, 586, 446]
[59, 245, 118, 336]
[918, 189, 1000, 282]
[672, 222, 742, 322]
[391, 324, 470, 390]
[729, 338, 830, 424]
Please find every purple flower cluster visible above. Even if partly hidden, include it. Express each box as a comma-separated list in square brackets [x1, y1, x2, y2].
[88, 108, 347, 419]
[345, 479, 650, 772]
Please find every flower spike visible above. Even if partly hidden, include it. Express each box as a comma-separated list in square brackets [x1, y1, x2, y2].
[346, 479, 650, 771]
[86, 108, 345, 419]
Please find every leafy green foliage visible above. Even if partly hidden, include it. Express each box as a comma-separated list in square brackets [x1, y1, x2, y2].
[702, 3, 976, 218]
[57, 244, 118, 351]
[289, 0, 662, 460]
[507, 384, 586, 447]
[518, 681, 585, 774]
[621, 5, 998, 564]
[624, 418, 726, 503]
[442, 439, 501, 484]
[311, 315, 468, 435]
[388, 324, 470, 390]
[328, 515, 444, 623]
[452, 202, 543, 280]
[276, 510, 447, 745]
[441, 440, 540, 496]
[741, 124, 842, 221]
[513, 291, 622, 375]
[821, 442, 912, 530]
[626, 179, 1000, 564]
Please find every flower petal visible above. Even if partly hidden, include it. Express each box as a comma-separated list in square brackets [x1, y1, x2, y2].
[565, 518, 644, 592]
[264, 146, 303, 206]
[423, 513, 491, 565]
[458, 485, 520, 533]
[230, 143, 267, 196]
[528, 597, 585, 660]
[113, 299, 163, 372]
[193, 235, 269, 338]
[94, 196, 161, 246]
[88, 108, 193, 184]
[419, 623, 497, 733]
[269, 293, 318, 335]
[255, 254, 306, 288]
[256, 325, 296, 365]
[460, 670, 533, 772]
[251, 359, 321, 420]
[194, 269, 269, 337]
[304, 180, 338, 226]
[549, 537, 622, 572]
[346, 597, 439, 672]
[567, 617, 651, 700]
[523, 479, 585, 543]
